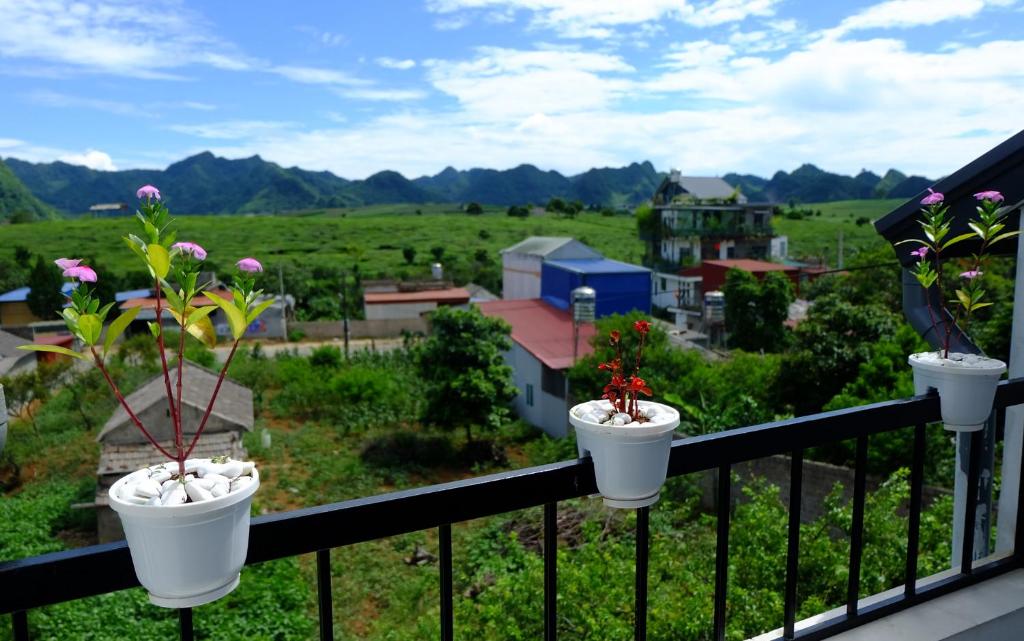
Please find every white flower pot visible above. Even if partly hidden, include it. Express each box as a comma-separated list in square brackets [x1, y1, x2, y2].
[108, 467, 260, 608]
[909, 352, 1006, 432]
[569, 400, 680, 508]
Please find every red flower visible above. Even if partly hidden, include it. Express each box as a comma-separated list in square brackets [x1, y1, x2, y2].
[609, 330, 621, 343]
[633, 320, 651, 335]
[627, 376, 652, 396]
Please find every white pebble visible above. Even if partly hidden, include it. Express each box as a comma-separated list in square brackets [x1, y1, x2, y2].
[160, 484, 187, 506]
[612, 412, 632, 423]
[612, 418, 626, 426]
[230, 476, 253, 493]
[202, 473, 230, 485]
[135, 479, 161, 498]
[161, 479, 178, 493]
[119, 483, 138, 500]
[146, 496, 160, 506]
[185, 482, 213, 503]
[241, 461, 256, 475]
[192, 477, 216, 490]
[643, 406, 659, 418]
[122, 494, 150, 505]
[125, 470, 149, 484]
[210, 483, 228, 498]
[572, 405, 587, 418]
[150, 470, 171, 484]
[627, 421, 641, 427]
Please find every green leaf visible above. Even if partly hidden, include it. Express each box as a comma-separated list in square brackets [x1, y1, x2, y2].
[955, 290, 972, 309]
[940, 233, 976, 251]
[103, 306, 141, 356]
[16, 344, 87, 360]
[97, 301, 116, 323]
[187, 305, 217, 326]
[147, 243, 171, 279]
[990, 231, 1021, 246]
[894, 238, 934, 249]
[204, 290, 247, 339]
[148, 321, 160, 337]
[161, 286, 184, 312]
[246, 298, 277, 324]
[77, 314, 103, 345]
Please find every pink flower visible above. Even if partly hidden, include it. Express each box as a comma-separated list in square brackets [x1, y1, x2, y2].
[63, 265, 98, 282]
[920, 188, 944, 206]
[54, 257, 82, 270]
[960, 270, 983, 279]
[910, 246, 929, 259]
[136, 185, 161, 200]
[973, 190, 1004, 203]
[236, 257, 263, 273]
[172, 241, 207, 261]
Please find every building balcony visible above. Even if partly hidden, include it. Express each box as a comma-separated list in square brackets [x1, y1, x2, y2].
[3, 381, 1024, 641]
[664, 223, 775, 239]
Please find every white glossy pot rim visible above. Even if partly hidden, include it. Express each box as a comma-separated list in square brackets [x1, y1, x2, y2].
[569, 400, 680, 437]
[109, 467, 260, 518]
[908, 352, 1007, 376]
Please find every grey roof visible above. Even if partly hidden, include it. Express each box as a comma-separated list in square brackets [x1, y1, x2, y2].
[0, 329, 29, 357]
[98, 361, 253, 441]
[501, 236, 603, 259]
[96, 431, 245, 479]
[670, 175, 737, 200]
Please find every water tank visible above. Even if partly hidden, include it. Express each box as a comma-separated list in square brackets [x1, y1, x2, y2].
[704, 291, 725, 324]
[571, 286, 596, 323]
[431, 263, 443, 280]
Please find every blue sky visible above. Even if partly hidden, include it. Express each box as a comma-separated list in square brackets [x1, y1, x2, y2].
[0, 0, 1022, 179]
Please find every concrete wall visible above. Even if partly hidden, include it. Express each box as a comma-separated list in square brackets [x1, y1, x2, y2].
[291, 318, 428, 340]
[652, 273, 701, 309]
[0, 302, 40, 327]
[507, 342, 570, 438]
[502, 253, 543, 300]
[365, 301, 437, 320]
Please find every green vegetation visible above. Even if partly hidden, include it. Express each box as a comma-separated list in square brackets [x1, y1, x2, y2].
[774, 199, 902, 261]
[0, 159, 57, 222]
[722, 270, 793, 352]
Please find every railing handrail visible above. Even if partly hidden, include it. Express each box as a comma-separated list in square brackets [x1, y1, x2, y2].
[3, 378, 1023, 617]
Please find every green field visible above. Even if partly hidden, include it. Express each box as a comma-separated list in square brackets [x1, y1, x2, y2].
[774, 199, 902, 263]
[0, 207, 645, 282]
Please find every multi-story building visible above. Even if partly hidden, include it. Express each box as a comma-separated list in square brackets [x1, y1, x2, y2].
[653, 171, 781, 266]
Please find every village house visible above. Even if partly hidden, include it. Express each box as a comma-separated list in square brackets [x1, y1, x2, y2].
[0, 283, 76, 328]
[94, 362, 253, 541]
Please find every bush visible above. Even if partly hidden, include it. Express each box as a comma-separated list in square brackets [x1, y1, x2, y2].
[309, 345, 343, 368]
[287, 328, 306, 342]
[361, 432, 456, 469]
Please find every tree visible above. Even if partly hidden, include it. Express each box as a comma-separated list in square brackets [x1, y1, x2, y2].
[402, 246, 416, 265]
[722, 269, 793, 352]
[430, 246, 446, 263]
[506, 205, 529, 218]
[26, 255, 64, 321]
[546, 197, 566, 214]
[415, 307, 516, 440]
[466, 202, 483, 215]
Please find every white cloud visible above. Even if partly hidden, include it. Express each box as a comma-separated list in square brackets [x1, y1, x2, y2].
[59, 149, 117, 171]
[270, 65, 369, 86]
[376, 57, 417, 70]
[0, 0, 249, 77]
[0, 137, 24, 149]
[168, 120, 298, 140]
[337, 88, 427, 101]
[827, 0, 1001, 38]
[426, 0, 781, 38]
[25, 89, 149, 117]
[180, 101, 217, 111]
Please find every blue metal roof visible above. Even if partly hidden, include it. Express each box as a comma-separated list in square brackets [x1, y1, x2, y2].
[543, 258, 650, 275]
[115, 288, 152, 302]
[0, 283, 76, 302]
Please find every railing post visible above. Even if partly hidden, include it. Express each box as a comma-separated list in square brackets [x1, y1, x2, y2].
[847, 436, 868, 614]
[905, 424, 926, 595]
[178, 608, 193, 641]
[439, 524, 453, 641]
[12, 610, 28, 641]
[784, 450, 803, 639]
[713, 464, 731, 641]
[544, 502, 558, 641]
[635, 506, 650, 641]
[961, 430, 983, 574]
[316, 549, 334, 641]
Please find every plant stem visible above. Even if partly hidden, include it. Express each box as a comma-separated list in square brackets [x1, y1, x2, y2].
[90, 348, 174, 460]
[175, 325, 185, 466]
[153, 278, 185, 478]
[183, 339, 240, 459]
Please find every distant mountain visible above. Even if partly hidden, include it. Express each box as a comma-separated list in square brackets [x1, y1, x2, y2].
[723, 164, 932, 204]
[4, 152, 934, 216]
[0, 159, 58, 222]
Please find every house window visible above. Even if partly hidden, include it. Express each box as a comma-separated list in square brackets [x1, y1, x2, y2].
[526, 384, 534, 406]
[660, 278, 667, 291]
[541, 365, 565, 399]
[754, 213, 764, 227]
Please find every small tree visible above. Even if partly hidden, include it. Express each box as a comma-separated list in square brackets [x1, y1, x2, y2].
[26, 256, 64, 321]
[546, 197, 566, 214]
[430, 246, 446, 263]
[402, 246, 417, 265]
[415, 307, 516, 440]
[466, 202, 484, 215]
[506, 205, 529, 218]
[722, 269, 793, 352]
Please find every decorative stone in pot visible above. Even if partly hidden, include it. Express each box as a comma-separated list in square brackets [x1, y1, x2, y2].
[569, 400, 680, 508]
[909, 352, 1006, 432]
[108, 457, 259, 608]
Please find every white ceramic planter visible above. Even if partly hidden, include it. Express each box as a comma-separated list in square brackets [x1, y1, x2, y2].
[569, 400, 680, 508]
[108, 467, 260, 608]
[909, 352, 1006, 432]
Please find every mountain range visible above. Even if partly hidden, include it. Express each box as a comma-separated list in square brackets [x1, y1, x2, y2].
[0, 152, 933, 219]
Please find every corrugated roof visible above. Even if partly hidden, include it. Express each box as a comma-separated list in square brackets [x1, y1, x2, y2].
[673, 176, 737, 200]
[96, 431, 244, 478]
[119, 288, 232, 310]
[364, 288, 470, 305]
[0, 283, 76, 303]
[115, 288, 152, 302]
[544, 258, 651, 275]
[98, 361, 253, 441]
[703, 259, 795, 273]
[478, 299, 595, 370]
[501, 237, 576, 256]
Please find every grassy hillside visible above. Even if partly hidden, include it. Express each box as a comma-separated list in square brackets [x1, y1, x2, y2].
[774, 199, 902, 263]
[0, 160, 57, 222]
[0, 207, 645, 281]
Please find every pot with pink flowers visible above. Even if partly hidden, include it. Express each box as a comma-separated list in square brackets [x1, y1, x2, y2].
[900, 189, 1018, 432]
[569, 320, 680, 508]
[21, 185, 276, 608]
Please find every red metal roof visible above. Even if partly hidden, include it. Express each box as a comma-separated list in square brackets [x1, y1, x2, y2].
[119, 289, 232, 310]
[364, 288, 470, 305]
[477, 299, 595, 370]
[702, 259, 796, 273]
[34, 335, 73, 346]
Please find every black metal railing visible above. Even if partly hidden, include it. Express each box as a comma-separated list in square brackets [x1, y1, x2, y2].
[4, 380, 1024, 641]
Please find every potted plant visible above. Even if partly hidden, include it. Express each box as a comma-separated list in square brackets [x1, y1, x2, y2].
[901, 189, 1018, 431]
[568, 320, 680, 508]
[19, 185, 274, 607]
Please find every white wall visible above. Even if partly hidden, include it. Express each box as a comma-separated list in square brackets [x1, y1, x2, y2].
[502, 253, 543, 299]
[365, 301, 438, 320]
[506, 342, 570, 438]
[652, 273, 701, 309]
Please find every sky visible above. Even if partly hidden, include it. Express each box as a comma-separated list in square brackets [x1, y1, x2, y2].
[0, 0, 1022, 180]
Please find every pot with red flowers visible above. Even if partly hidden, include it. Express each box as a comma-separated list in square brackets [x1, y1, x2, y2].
[568, 320, 680, 508]
[20, 186, 275, 608]
[900, 189, 1018, 432]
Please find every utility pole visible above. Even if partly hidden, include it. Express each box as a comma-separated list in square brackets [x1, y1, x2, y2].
[278, 264, 287, 340]
[340, 273, 350, 359]
[837, 230, 844, 270]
